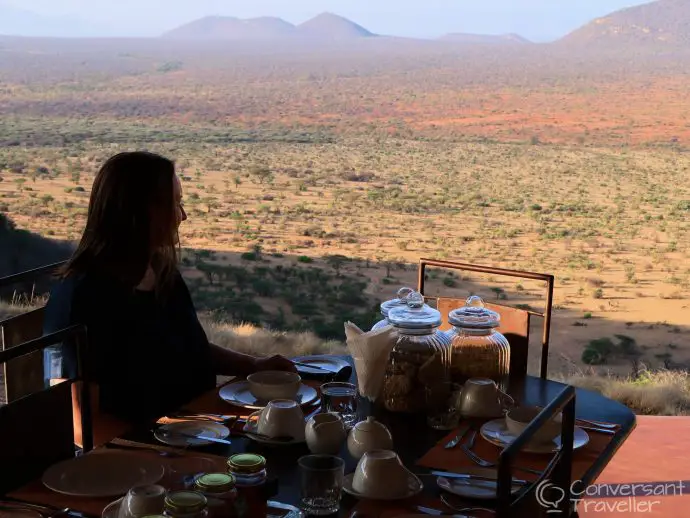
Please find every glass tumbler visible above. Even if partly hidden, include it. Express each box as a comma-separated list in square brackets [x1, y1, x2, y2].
[425, 381, 462, 430]
[320, 382, 358, 429]
[298, 455, 345, 516]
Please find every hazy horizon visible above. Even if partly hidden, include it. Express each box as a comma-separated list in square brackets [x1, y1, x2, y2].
[0, 0, 651, 41]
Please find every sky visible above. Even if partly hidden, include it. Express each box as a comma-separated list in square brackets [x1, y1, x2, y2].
[2, 0, 650, 41]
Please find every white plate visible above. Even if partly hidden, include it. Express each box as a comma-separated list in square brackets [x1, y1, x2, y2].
[154, 421, 230, 447]
[242, 416, 306, 446]
[0, 509, 43, 518]
[42, 452, 165, 498]
[436, 468, 523, 500]
[101, 497, 122, 518]
[480, 419, 590, 454]
[219, 381, 318, 409]
[342, 472, 423, 501]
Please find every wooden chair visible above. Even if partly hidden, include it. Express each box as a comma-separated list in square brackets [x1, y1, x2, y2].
[417, 258, 554, 379]
[497, 385, 577, 517]
[0, 261, 66, 403]
[0, 325, 93, 495]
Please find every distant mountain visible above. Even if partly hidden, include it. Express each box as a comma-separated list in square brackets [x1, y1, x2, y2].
[439, 33, 531, 45]
[561, 0, 690, 48]
[297, 12, 374, 40]
[162, 12, 375, 41]
[161, 15, 297, 40]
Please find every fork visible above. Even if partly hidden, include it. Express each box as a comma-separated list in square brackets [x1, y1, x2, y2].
[460, 433, 543, 476]
[440, 494, 496, 515]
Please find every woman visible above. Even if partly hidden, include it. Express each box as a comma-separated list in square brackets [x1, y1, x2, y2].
[44, 151, 295, 422]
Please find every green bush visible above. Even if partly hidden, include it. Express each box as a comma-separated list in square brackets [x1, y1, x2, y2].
[297, 256, 313, 263]
[582, 338, 615, 365]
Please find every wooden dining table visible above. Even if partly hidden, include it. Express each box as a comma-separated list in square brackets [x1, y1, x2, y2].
[8, 355, 636, 517]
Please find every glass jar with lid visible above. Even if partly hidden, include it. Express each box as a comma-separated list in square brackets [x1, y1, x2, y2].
[194, 473, 238, 518]
[381, 291, 452, 413]
[446, 296, 511, 388]
[163, 491, 208, 518]
[226, 454, 268, 518]
[371, 287, 414, 331]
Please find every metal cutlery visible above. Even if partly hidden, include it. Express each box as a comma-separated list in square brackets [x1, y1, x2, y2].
[444, 425, 470, 449]
[294, 361, 336, 373]
[460, 443, 543, 476]
[441, 495, 498, 515]
[577, 424, 616, 435]
[430, 470, 528, 486]
[576, 418, 618, 430]
[155, 429, 233, 446]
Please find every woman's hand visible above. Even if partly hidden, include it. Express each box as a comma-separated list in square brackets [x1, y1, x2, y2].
[254, 354, 297, 373]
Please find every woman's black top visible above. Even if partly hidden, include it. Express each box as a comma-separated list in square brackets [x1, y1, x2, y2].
[43, 270, 215, 421]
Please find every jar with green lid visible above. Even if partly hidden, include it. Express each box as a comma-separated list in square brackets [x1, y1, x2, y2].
[195, 473, 238, 518]
[227, 454, 267, 518]
[163, 491, 208, 518]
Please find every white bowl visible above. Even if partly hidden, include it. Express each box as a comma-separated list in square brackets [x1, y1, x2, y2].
[505, 406, 562, 444]
[247, 370, 301, 401]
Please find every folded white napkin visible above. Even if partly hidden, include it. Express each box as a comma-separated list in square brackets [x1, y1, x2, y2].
[345, 321, 397, 402]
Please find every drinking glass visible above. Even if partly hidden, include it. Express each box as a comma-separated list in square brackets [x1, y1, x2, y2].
[320, 382, 358, 429]
[425, 381, 462, 430]
[163, 456, 220, 490]
[298, 455, 345, 516]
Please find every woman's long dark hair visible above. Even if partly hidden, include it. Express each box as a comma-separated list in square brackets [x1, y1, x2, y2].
[61, 151, 179, 292]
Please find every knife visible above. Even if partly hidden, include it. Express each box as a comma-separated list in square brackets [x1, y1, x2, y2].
[415, 505, 469, 517]
[431, 470, 528, 486]
[157, 429, 233, 445]
[443, 425, 470, 449]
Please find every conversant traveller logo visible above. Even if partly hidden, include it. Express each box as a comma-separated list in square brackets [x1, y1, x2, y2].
[535, 479, 687, 514]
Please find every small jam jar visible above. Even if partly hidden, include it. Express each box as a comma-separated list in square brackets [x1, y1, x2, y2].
[227, 454, 268, 518]
[163, 491, 208, 518]
[194, 473, 238, 518]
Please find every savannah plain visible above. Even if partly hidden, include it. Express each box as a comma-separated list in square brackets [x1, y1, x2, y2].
[1, 38, 689, 378]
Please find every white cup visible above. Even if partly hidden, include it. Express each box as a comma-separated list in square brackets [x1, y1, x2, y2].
[119, 485, 166, 518]
[457, 378, 514, 419]
[249, 399, 305, 440]
[352, 450, 411, 499]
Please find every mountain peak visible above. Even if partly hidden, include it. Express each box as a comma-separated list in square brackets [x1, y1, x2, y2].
[298, 12, 375, 39]
[560, 0, 690, 48]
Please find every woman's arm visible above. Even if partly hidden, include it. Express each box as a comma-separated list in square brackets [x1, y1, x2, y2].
[209, 343, 296, 377]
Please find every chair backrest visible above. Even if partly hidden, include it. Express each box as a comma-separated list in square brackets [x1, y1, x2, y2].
[0, 261, 66, 403]
[496, 385, 576, 518]
[0, 325, 93, 495]
[1, 307, 46, 402]
[417, 258, 554, 379]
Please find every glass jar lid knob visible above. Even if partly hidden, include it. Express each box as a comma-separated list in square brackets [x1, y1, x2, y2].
[405, 291, 425, 308]
[397, 287, 414, 300]
[447, 295, 501, 329]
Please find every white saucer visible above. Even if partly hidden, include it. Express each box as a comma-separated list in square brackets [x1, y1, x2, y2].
[342, 472, 423, 500]
[436, 468, 523, 500]
[480, 419, 590, 454]
[242, 416, 305, 446]
[219, 381, 318, 410]
[155, 421, 230, 447]
[42, 451, 164, 498]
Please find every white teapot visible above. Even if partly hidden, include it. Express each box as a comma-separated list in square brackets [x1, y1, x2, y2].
[347, 416, 393, 459]
[305, 413, 347, 455]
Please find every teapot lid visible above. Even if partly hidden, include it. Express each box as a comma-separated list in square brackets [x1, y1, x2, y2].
[379, 287, 414, 317]
[387, 291, 441, 329]
[448, 295, 500, 329]
[354, 416, 387, 432]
